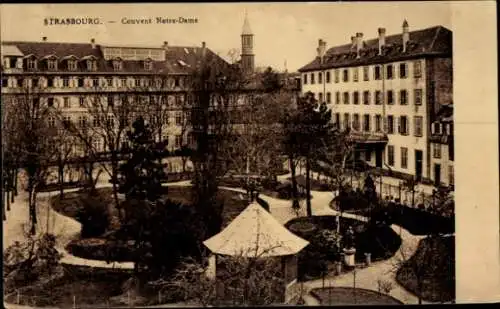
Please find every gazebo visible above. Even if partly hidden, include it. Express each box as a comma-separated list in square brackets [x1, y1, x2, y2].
[203, 201, 309, 304]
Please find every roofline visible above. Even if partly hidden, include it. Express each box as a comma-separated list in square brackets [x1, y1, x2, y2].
[298, 52, 451, 72]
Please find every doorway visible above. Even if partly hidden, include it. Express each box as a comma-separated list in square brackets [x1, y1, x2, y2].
[434, 163, 441, 186]
[415, 150, 423, 181]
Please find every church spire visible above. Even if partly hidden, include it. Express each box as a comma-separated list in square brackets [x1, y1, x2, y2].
[241, 11, 255, 73]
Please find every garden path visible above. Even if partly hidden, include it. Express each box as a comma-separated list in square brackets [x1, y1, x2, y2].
[4, 175, 426, 305]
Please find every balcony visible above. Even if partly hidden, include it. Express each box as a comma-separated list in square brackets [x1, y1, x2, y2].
[348, 131, 388, 144]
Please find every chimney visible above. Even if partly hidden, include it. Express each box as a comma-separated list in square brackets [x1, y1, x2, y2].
[201, 41, 206, 57]
[356, 32, 363, 58]
[162, 41, 169, 49]
[402, 19, 410, 52]
[378, 28, 386, 55]
[351, 36, 356, 48]
[317, 39, 326, 63]
[42, 36, 47, 42]
[91, 38, 96, 49]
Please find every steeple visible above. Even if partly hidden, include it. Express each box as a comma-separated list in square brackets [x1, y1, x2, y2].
[241, 11, 255, 73]
[242, 11, 253, 35]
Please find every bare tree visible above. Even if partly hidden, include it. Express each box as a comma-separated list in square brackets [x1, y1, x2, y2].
[152, 246, 287, 306]
[2, 84, 60, 234]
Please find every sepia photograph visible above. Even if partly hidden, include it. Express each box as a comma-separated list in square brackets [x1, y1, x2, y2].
[1, 2, 498, 307]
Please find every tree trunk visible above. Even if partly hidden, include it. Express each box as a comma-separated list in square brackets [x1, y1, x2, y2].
[14, 169, 18, 196]
[58, 161, 64, 199]
[2, 190, 6, 221]
[110, 156, 121, 226]
[28, 184, 38, 235]
[305, 156, 312, 217]
[6, 190, 11, 212]
[289, 155, 299, 210]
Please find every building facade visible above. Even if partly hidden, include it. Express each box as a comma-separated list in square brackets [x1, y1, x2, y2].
[298, 21, 453, 187]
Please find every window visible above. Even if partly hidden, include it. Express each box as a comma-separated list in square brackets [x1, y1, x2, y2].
[449, 165, 454, 185]
[17, 78, 24, 88]
[62, 77, 69, 88]
[353, 67, 359, 82]
[93, 117, 100, 127]
[342, 69, 349, 82]
[386, 64, 393, 79]
[399, 63, 407, 78]
[374, 65, 381, 80]
[77, 77, 84, 87]
[375, 115, 382, 132]
[63, 97, 70, 108]
[375, 91, 382, 105]
[343, 113, 350, 130]
[387, 145, 395, 166]
[121, 78, 127, 87]
[68, 60, 77, 71]
[318, 93, 323, 103]
[363, 114, 370, 132]
[175, 112, 182, 125]
[326, 92, 331, 104]
[79, 97, 85, 107]
[27, 59, 37, 70]
[174, 77, 180, 87]
[414, 116, 423, 137]
[87, 60, 97, 71]
[326, 71, 331, 83]
[335, 113, 341, 128]
[318, 72, 323, 84]
[113, 60, 122, 71]
[433, 144, 442, 159]
[400, 90, 408, 105]
[32, 78, 39, 88]
[353, 91, 359, 105]
[47, 97, 54, 107]
[106, 115, 114, 127]
[47, 117, 56, 128]
[414, 89, 423, 105]
[363, 91, 370, 105]
[363, 66, 369, 81]
[401, 147, 408, 169]
[387, 90, 394, 105]
[48, 59, 57, 70]
[310, 73, 315, 84]
[303, 74, 308, 85]
[175, 135, 182, 148]
[343, 92, 350, 104]
[398, 116, 409, 135]
[47, 77, 54, 88]
[353, 114, 360, 131]
[107, 77, 113, 87]
[413, 60, 422, 78]
[1, 78, 7, 88]
[107, 95, 114, 107]
[144, 60, 153, 71]
[335, 92, 340, 104]
[78, 116, 87, 128]
[387, 115, 394, 134]
[334, 69, 339, 83]
[92, 78, 99, 88]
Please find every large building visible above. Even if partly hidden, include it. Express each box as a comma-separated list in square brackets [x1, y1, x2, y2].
[1, 15, 300, 182]
[298, 20, 453, 187]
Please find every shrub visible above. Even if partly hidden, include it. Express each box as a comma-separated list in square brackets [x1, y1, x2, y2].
[288, 221, 317, 238]
[76, 191, 111, 238]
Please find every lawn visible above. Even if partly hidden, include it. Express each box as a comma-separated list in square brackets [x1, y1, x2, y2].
[52, 186, 251, 262]
[396, 235, 455, 303]
[3, 265, 130, 307]
[310, 287, 403, 305]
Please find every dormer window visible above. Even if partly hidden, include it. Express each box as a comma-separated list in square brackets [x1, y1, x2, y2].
[113, 59, 123, 71]
[48, 59, 58, 70]
[86, 60, 97, 71]
[27, 58, 37, 70]
[144, 59, 153, 71]
[68, 60, 78, 71]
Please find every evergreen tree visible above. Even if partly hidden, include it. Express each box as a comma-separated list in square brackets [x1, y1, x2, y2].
[118, 116, 167, 202]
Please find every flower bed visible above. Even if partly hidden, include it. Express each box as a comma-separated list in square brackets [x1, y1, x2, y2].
[310, 287, 403, 305]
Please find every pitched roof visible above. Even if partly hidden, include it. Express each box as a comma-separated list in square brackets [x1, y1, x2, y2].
[203, 202, 309, 257]
[1, 45, 24, 56]
[299, 26, 452, 72]
[242, 14, 253, 35]
[2, 41, 227, 74]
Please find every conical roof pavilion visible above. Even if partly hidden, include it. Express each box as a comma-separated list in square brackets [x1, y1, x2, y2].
[203, 202, 309, 258]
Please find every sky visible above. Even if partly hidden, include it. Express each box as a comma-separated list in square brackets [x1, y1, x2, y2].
[1, 2, 453, 72]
